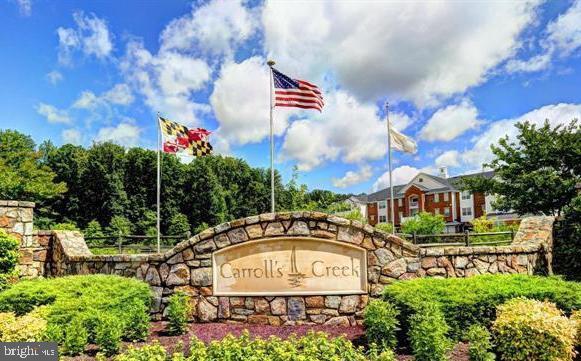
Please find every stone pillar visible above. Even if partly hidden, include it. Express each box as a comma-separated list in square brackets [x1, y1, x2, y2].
[0, 200, 35, 246]
[0, 200, 45, 278]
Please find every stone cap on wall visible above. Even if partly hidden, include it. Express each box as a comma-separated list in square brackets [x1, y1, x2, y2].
[49, 214, 555, 267]
[0, 200, 35, 208]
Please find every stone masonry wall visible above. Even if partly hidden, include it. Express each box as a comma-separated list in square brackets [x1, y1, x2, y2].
[42, 213, 553, 326]
[3, 200, 553, 326]
[0, 201, 48, 278]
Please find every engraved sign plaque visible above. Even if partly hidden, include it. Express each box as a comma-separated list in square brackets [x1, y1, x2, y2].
[212, 237, 367, 296]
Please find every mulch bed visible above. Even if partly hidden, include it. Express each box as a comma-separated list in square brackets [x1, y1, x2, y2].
[69, 321, 469, 360]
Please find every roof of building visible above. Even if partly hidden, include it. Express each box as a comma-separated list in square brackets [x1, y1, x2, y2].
[364, 170, 494, 202]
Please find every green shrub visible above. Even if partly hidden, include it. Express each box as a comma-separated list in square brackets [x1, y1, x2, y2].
[363, 300, 399, 351]
[84, 220, 105, 238]
[50, 222, 79, 231]
[114, 331, 376, 361]
[166, 292, 190, 335]
[0, 275, 151, 350]
[571, 310, 581, 346]
[95, 314, 123, 356]
[0, 229, 19, 290]
[401, 212, 445, 235]
[367, 344, 397, 361]
[383, 274, 581, 340]
[408, 302, 452, 361]
[375, 223, 394, 234]
[465, 324, 495, 361]
[0, 311, 47, 341]
[124, 301, 150, 341]
[492, 298, 577, 361]
[114, 341, 167, 361]
[62, 316, 88, 356]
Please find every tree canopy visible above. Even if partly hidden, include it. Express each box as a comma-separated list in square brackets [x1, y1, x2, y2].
[0, 130, 350, 235]
[462, 120, 580, 216]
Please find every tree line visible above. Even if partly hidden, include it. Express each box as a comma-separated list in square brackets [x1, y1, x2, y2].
[0, 130, 349, 237]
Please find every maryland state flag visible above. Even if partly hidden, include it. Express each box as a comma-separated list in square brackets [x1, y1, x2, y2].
[158, 117, 213, 157]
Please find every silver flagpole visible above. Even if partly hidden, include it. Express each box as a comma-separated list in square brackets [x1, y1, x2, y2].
[156, 113, 161, 253]
[267, 60, 276, 213]
[386, 102, 395, 234]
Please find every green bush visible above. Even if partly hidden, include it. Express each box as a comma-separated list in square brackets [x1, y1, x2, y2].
[375, 223, 394, 234]
[114, 331, 376, 361]
[62, 316, 88, 356]
[0, 275, 151, 350]
[95, 314, 123, 356]
[0, 310, 47, 341]
[572, 310, 581, 346]
[0, 229, 19, 290]
[166, 292, 190, 335]
[465, 324, 495, 361]
[383, 274, 581, 340]
[50, 222, 79, 231]
[492, 298, 577, 361]
[363, 300, 399, 351]
[114, 341, 167, 361]
[408, 302, 451, 361]
[124, 301, 150, 342]
[401, 212, 445, 235]
[553, 196, 581, 281]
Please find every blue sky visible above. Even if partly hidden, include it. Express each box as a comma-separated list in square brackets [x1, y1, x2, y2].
[1, 0, 580, 195]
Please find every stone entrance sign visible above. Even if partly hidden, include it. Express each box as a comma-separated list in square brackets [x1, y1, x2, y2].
[213, 237, 367, 296]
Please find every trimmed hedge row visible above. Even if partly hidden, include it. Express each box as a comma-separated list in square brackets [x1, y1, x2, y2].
[382, 274, 581, 340]
[0, 275, 152, 355]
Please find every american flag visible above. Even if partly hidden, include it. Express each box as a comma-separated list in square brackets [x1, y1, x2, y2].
[272, 68, 324, 112]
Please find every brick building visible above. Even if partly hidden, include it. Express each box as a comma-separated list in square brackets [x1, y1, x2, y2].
[352, 168, 519, 232]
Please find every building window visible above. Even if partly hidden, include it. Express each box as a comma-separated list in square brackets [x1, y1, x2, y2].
[379, 215, 387, 223]
[378, 201, 386, 209]
[409, 196, 419, 208]
[443, 193, 449, 202]
[434, 208, 439, 215]
[370, 215, 375, 221]
[444, 207, 450, 216]
[418, 177, 423, 182]
[462, 190, 471, 200]
[462, 207, 472, 216]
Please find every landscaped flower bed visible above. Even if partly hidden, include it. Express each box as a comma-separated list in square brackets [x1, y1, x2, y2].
[0, 274, 579, 360]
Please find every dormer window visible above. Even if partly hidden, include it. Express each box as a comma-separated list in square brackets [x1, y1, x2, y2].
[418, 177, 423, 182]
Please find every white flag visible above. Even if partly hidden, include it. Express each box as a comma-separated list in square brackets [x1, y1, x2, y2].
[390, 122, 417, 154]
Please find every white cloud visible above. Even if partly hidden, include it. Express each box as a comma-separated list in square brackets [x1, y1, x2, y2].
[102, 83, 134, 105]
[36, 103, 70, 124]
[461, 103, 581, 167]
[332, 165, 373, 188]
[263, 1, 539, 106]
[211, 56, 297, 145]
[420, 100, 482, 142]
[282, 90, 396, 171]
[506, 1, 581, 73]
[435, 150, 460, 168]
[57, 11, 113, 65]
[372, 165, 422, 192]
[160, 0, 257, 56]
[95, 122, 141, 147]
[16, 0, 31, 16]
[62, 129, 82, 145]
[545, 0, 581, 56]
[505, 53, 552, 73]
[73, 91, 99, 109]
[120, 40, 211, 125]
[45, 70, 63, 85]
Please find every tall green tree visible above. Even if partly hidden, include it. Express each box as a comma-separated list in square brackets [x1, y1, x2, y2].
[462, 120, 580, 216]
[79, 142, 129, 226]
[183, 159, 227, 229]
[0, 130, 66, 203]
